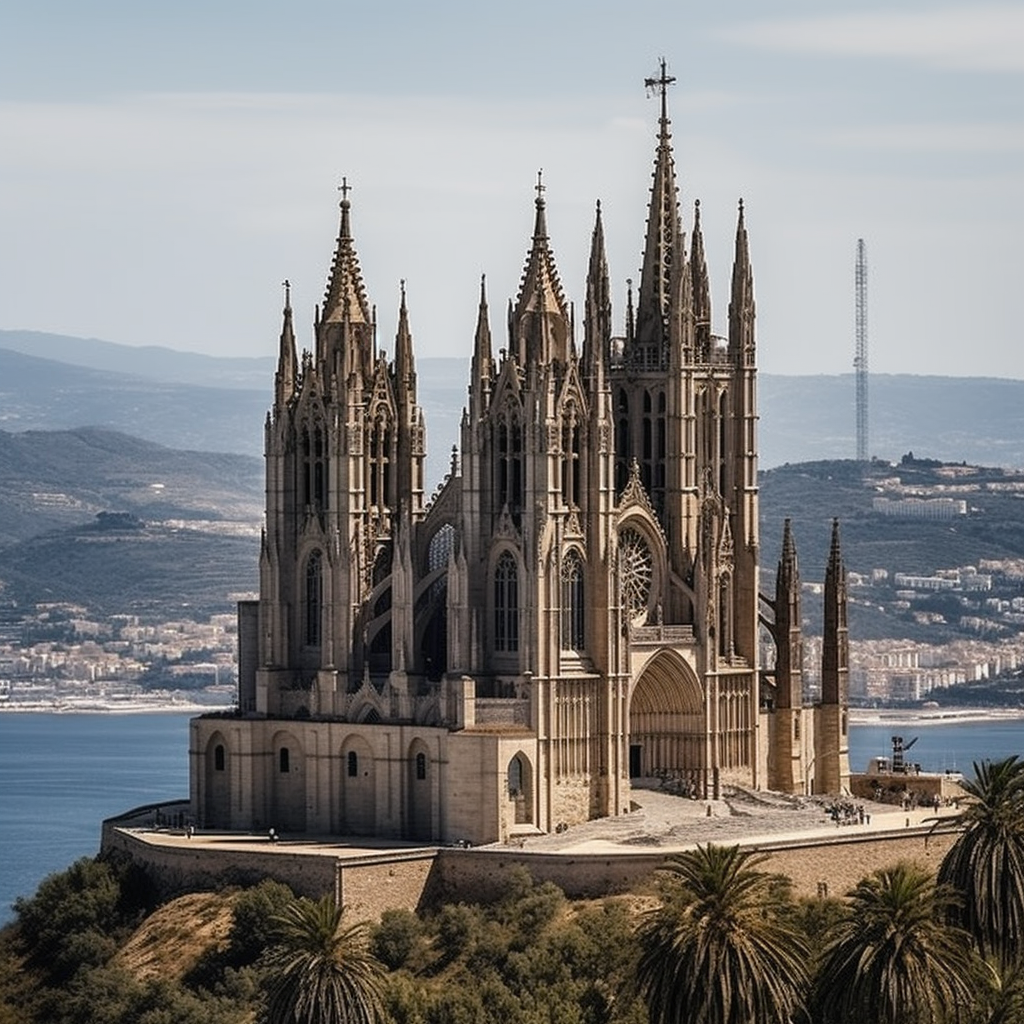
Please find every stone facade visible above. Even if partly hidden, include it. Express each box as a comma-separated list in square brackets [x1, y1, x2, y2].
[191, 64, 849, 846]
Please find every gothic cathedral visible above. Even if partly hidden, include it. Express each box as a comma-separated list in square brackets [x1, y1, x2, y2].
[191, 67, 850, 844]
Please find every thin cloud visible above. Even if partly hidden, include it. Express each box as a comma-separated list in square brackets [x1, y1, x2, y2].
[826, 123, 1024, 154]
[722, 6, 1024, 73]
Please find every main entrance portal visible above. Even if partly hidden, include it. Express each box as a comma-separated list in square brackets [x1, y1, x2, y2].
[628, 651, 707, 795]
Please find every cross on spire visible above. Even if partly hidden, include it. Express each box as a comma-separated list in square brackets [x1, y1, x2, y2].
[645, 58, 676, 130]
[282, 279, 291, 308]
[535, 169, 545, 201]
[644, 57, 676, 100]
[338, 177, 351, 203]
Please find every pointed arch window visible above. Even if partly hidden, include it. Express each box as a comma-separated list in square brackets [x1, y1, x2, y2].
[561, 403, 581, 508]
[305, 550, 323, 647]
[279, 747, 290, 773]
[415, 752, 427, 780]
[508, 755, 523, 796]
[494, 551, 519, 653]
[347, 751, 358, 777]
[495, 408, 523, 519]
[302, 424, 329, 508]
[615, 389, 630, 492]
[369, 410, 392, 513]
[214, 744, 225, 771]
[561, 549, 585, 652]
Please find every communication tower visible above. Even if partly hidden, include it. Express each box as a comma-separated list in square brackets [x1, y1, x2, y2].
[855, 239, 869, 461]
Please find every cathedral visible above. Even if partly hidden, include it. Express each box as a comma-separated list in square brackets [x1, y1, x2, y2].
[191, 66, 850, 844]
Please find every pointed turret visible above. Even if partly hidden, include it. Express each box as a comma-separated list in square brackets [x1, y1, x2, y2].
[583, 201, 611, 382]
[471, 274, 493, 392]
[817, 518, 851, 794]
[394, 280, 415, 389]
[690, 200, 711, 361]
[633, 59, 681, 368]
[774, 519, 802, 710]
[822, 519, 848, 707]
[275, 279, 297, 407]
[728, 199, 755, 364]
[512, 172, 570, 367]
[322, 180, 371, 327]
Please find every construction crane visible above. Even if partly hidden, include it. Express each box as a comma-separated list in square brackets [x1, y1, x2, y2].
[891, 735, 919, 774]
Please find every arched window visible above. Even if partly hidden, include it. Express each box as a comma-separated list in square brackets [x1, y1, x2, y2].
[214, 744, 225, 771]
[495, 409, 523, 519]
[347, 751, 358, 777]
[508, 755, 524, 796]
[561, 550, 585, 651]
[415, 752, 427, 780]
[305, 551, 322, 647]
[302, 424, 328, 508]
[369, 411, 392, 512]
[561, 403, 581, 508]
[494, 551, 519, 653]
[279, 747, 290, 773]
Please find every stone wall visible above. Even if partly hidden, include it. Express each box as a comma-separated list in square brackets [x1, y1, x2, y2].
[103, 818, 962, 922]
[102, 824, 340, 902]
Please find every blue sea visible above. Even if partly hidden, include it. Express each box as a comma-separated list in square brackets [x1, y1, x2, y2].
[0, 711, 1022, 924]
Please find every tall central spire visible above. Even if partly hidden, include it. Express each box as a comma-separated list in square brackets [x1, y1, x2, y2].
[634, 59, 681, 364]
[323, 177, 371, 326]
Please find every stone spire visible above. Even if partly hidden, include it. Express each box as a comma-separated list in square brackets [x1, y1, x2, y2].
[822, 518, 848, 706]
[471, 274, 493, 392]
[274, 279, 297, 407]
[634, 59, 681, 367]
[512, 171, 569, 366]
[774, 518, 803, 710]
[583, 201, 611, 382]
[394, 280, 415, 389]
[322, 179, 371, 327]
[690, 200, 711, 361]
[728, 199, 755, 364]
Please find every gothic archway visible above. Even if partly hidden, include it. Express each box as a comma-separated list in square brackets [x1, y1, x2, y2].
[628, 652, 706, 791]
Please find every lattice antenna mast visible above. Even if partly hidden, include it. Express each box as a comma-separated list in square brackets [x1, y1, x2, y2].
[855, 238, 869, 461]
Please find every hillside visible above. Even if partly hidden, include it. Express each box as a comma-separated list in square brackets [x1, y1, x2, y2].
[0, 427, 262, 548]
[0, 427, 261, 621]
[5, 332, 1024, 474]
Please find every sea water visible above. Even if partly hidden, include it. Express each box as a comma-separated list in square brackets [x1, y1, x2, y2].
[1, 711, 1022, 924]
[0, 713, 190, 924]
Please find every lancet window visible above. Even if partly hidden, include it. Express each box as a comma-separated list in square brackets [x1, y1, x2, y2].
[494, 550, 519, 653]
[301, 423, 328, 508]
[561, 403, 581, 508]
[615, 389, 630, 491]
[560, 549, 585, 652]
[368, 410, 392, 514]
[495, 408, 523, 519]
[304, 550, 323, 647]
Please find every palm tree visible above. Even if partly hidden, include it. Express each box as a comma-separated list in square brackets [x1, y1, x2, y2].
[263, 894, 386, 1024]
[812, 861, 981, 1024]
[635, 843, 810, 1024]
[937, 755, 1024, 971]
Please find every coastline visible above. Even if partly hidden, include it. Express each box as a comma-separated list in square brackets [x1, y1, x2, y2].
[3, 701, 1021, 722]
[849, 707, 1024, 727]
[0, 698, 233, 715]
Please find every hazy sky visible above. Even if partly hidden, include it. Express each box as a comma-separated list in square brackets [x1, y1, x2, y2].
[1, 1, 1020, 377]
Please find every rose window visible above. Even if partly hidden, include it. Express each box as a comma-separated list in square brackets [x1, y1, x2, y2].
[619, 527, 653, 622]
